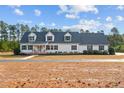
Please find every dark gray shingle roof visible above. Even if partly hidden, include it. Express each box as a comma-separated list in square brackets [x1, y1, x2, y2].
[20, 31, 109, 44]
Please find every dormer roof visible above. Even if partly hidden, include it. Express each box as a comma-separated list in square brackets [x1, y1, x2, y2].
[20, 31, 109, 45]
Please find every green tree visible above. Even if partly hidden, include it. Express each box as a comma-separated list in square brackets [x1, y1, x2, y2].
[8, 25, 17, 41]
[0, 21, 8, 40]
[86, 30, 90, 33]
[41, 27, 48, 32]
[111, 27, 119, 35]
[31, 27, 37, 32]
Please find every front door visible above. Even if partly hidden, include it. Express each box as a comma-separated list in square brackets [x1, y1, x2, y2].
[37, 45, 45, 53]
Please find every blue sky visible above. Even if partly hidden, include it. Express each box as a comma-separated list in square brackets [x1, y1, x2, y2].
[0, 5, 124, 34]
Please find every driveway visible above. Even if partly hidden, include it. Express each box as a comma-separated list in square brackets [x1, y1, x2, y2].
[1, 58, 124, 62]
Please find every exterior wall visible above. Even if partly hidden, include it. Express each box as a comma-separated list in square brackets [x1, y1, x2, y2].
[57, 44, 78, 53]
[93, 45, 99, 50]
[78, 45, 87, 53]
[20, 43, 109, 54]
[104, 45, 109, 51]
[20, 44, 33, 54]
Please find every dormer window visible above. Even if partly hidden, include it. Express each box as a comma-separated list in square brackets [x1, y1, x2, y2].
[28, 32, 36, 42]
[47, 36, 52, 41]
[64, 32, 71, 42]
[65, 36, 71, 41]
[46, 32, 54, 42]
[29, 36, 35, 41]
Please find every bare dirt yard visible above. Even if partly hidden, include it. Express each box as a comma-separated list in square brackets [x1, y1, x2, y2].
[0, 62, 124, 88]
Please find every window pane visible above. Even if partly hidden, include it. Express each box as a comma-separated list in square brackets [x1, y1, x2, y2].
[71, 45, 77, 50]
[29, 36, 35, 41]
[46, 45, 50, 50]
[54, 45, 58, 50]
[99, 45, 104, 50]
[47, 36, 52, 41]
[65, 36, 70, 41]
[87, 45, 92, 51]
[51, 45, 54, 50]
[28, 45, 33, 50]
[22, 45, 27, 50]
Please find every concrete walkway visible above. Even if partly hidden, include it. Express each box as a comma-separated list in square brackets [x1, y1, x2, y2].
[20, 55, 38, 60]
[116, 52, 124, 55]
[1, 58, 124, 62]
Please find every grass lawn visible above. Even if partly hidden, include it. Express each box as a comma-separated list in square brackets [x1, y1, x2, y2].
[32, 55, 124, 60]
[114, 45, 124, 52]
[0, 52, 28, 59]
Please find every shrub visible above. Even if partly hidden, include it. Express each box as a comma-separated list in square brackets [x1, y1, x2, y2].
[108, 47, 115, 55]
[13, 48, 20, 55]
[93, 50, 100, 55]
[102, 50, 108, 55]
[83, 50, 88, 54]
[83, 50, 108, 55]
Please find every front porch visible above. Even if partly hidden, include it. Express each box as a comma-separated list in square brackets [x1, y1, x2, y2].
[21, 44, 59, 54]
[21, 44, 47, 54]
[33, 45, 46, 54]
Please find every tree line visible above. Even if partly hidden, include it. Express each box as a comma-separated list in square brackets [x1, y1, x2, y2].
[0, 20, 124, 52]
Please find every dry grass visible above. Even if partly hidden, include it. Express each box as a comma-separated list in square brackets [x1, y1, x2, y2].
[32, 55, 124, 60]
[0, 62, 124, 88]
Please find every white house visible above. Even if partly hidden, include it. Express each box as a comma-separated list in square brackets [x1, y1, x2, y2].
[20, 31, 109, 54]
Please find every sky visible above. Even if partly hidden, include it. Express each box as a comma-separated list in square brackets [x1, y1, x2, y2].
[0, 5, 124, 34]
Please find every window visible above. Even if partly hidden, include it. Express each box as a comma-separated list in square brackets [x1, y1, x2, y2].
[29, 36, 35, 42]
[99, 45, 104, 50]
[87, 45, 93, 51]
[54, 45, 58, 50]
[28, 45, 33, 50]
[71, 45, 77, 50]
[51, 45, 54, 50]
[47, 36, 52, 41]
[46, 45, 50, 50]
[22, 45, 27, 50]
[65, 36, 71, 41]
[46, 45, 58, 50]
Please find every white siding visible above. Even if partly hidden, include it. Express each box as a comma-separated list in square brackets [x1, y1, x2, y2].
[78, 45, 87, 53]
[58, 44, 78, 53]
[20, 44, 33, 54]
[104, 45, 109, 51]
[20, 43, 109, 54]
[93, 45, 99, 50]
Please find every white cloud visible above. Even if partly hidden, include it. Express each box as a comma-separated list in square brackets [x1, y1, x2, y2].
[14, 9, 24, 16]
[116, 16, 124, 21]
[17, 20, 32, 24]
[57, 5, 68, 14]
[62, 19, 115, 32]
[65, 14, 79, 19]
[51, 22, 56, 27]
[69, 5, 98, 14]
[39, 22, 45, 26]
[34, 9, 41, 16]
[104, 23, 115, 29]
[63, 19, 102, 31]
[97, 17, 101, 20]
[57, 5, 98, 19]
[117, 5, 124, 10]
[106, 16, 112, 22]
